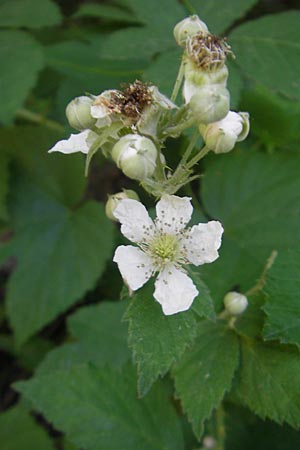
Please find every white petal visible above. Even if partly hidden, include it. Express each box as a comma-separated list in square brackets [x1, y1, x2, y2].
[181, 221, 223, 266]
[113, 199, 154, 243]
[155, 195, 193, 234]
[154, 266, 198, 315]
[113, 245, 154, 291]
[48, 130, 97, 154]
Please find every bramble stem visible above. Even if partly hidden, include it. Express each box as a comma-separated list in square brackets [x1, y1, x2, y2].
[170, 57, 185, 104]
[245, 250, 278, 297]
[16, 108, 65, 133]
[186, 145, 210, 169]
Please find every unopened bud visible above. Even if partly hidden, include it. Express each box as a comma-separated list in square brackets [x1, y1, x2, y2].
[112, 135, 158, 181]
[105, 190, 140, 221]
[224, 292, 248, 315]
[189, 85, 230, 124]
[200, 111, 250, 153]
[66, 96, 96, 131]
[174, 15, 208, 47]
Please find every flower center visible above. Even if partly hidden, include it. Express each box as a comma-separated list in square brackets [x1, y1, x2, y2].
[150, 233, 179, 265]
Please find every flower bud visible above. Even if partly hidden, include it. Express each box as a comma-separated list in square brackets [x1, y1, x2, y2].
[199, 111, 250, 153]
[189, 85, 230, 124]
[66, 96, 96, 131]
[105, 190, 140, 221]
[112, 135, 158, 181]
[174, 15, 208, 46]
[224, 292, 248, 315]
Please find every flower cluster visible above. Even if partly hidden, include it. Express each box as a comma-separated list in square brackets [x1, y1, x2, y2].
[48, 14, 250, 315]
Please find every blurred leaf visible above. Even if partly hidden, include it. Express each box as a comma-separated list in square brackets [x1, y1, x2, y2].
[124, 282, 198, 397]
[229, 12, 300, 99]
[173, 321, 239, 438]
[73, 3, 137, 23]
[100, 0, 185, 59]
[227, 59, 244, 109]
[0, 152, 9, 220]
[200, 150, 300, 308]
[16, 364, 185, 450]
[0, 0, 61, 29]
[37, 301, 130, 375]
[188, 269, 216, 320]
[0, 30, 44, 123]
[143, 48, 182, 97]
[235, 339, 300, 428]
[187, 0, 257, 34]
[263, 249, 300, 347]
[0, 404, 54, 450]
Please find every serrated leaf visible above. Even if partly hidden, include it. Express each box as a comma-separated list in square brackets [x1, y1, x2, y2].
[229, 11, 300, 99]
[187, 0, 257, 34]
[0, 152, 9, 221]
[16, 364, 184, 450]
[125, 282, 198, 397]
[235, 339, 300, 428]
[7, 198, 114, 346]
[0, 0, 61, 29]
[263, 249, 300, 346]
[201, 150, 300, 308]
[37, 301, 130, 375]
[0, 30, 44, 123]
[173, 321, 239, 439]
[0, 404, 54, 450]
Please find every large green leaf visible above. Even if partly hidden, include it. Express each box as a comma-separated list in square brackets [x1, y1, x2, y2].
[0, 0, 61, 29]
[187, 0, 257, 34]
[73, 3, 137, 23]
[201, 150, 300, 307]
[37, 301, 130, 375]
[229, 12, 300, 99]
[0, 30, 44, 123]
[0, 404, 54, 450]
[100, 0, 185, 59]
[263, 249, 300, 347]
[16, 364, 184, 450]
[173, 321, 239, 438]
[235, 339, 300, 428]
[125, 282, 198, 397]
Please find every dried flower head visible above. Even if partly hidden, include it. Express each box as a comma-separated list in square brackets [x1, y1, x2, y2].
[186, 32, 232, 71]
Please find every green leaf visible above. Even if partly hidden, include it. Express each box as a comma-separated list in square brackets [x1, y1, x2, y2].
[0, 30, 44, 123]
[73, 3, 137, 23]
[0, 0, 61, 29]
[7, 198, 114, 346]
[37, 301, 130, 375]
[0, 404, 54, 450]
[229, 11, 300, 99]
[235, 339, 300, 428]
[201, 150, 300, 308]
[173, 322, 239, 438]
[16, 364, 185, 450]
[263, 249, 300, 347]
[234, 292, 266, 339]
[125, 282, 198, 397]
[99, 0, 185, 59]
[0, 152, 9, 221]
[187, 0, 257, 34]
[188, 269, 216, 320]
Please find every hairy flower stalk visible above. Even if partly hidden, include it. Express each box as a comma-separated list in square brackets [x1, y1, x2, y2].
[113, 195, 223, 315]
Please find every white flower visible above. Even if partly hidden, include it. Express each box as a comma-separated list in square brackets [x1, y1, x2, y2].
[113, 195, 223, 315]
[48, 129, 98, 154]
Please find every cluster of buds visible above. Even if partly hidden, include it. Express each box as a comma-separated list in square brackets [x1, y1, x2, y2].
[49, 14, 250, 207]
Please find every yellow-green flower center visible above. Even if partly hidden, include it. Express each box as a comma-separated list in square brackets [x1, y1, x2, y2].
[151, 233, 179, 263]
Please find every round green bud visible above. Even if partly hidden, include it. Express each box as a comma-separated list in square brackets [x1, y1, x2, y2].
[199, 111, 250, 153]
[189, 85, 230, 124]
[224, 292, 248, 315]
[66, 96, 96, 131]
[105, 190, 140, 221]
[111, 134, 158, 181]
[174, 15, 208, 47]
